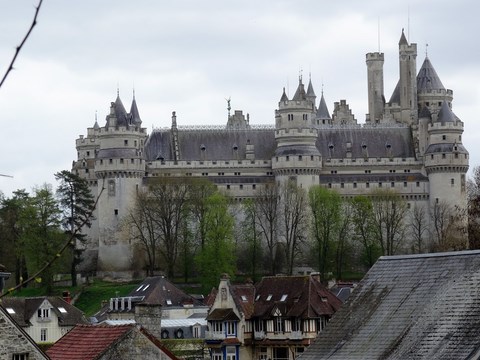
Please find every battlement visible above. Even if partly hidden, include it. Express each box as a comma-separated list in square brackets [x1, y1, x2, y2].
[366, 52, 384, 61]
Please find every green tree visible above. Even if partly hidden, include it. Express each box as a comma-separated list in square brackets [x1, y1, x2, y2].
[0, 189, 32, 285]
[55, 170, 95, 286]
[26, 185, 65, 293]
[308, 186, 342, 282]
[196, 193, 236, 292]
[189, 179, 217, 251]
[351, 195, 381, 268]
[468, 165, 480, 249]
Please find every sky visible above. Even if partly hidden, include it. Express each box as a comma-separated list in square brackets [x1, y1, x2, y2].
[0, 0, 479, 197]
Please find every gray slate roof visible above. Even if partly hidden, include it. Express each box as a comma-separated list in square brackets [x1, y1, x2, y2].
[145, 126, 414, 162]
[417, 57, 445, 92]
[300, 250, 480, 360]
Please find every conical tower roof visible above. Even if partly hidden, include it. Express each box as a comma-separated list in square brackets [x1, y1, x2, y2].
[388, 81, 400, 104]
[316, 92, 331, 120]
[399, 29, 408, 45]
[436, 101, 455, 124]
[280, 87, 288, 102]
[114, 94, 128, 126]
[130, 97, 142, 125]
[307, 78, 316, 98]
[417, 57, 445, 91]
[418, 105, 432, 120]
[292, 78, 307, 101]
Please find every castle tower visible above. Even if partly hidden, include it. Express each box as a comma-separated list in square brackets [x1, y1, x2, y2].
[75, 93, 148, 279]
[366, 52, 385, 123]
[273, 77, 321, 189]
[398, 29, 418, 124]
[424, 101, 469, 212]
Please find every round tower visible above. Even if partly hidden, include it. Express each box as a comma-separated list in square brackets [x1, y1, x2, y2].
[272, 78, 321, 189]
[366, 52, 385, 123]
[424, 101, 468, 212]
[93, 94, 148, 279]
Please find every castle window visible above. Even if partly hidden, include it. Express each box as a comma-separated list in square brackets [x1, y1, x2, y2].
[379, 182, 382, 188]
[299, 155, 302, 161]
[438, 102, 442, 107]
[391, 182, 395, 187]
[416, 182, 420, 187]
[341, 183, 344, 188]
[311, 155, 314, 161]
[253, 184, 256, 190]
[366, 182, 370, 188]
[431, 155, 434, 160]
[233, 144, 238, 151]
[108, 180, 115, 196]
[100, 160, 103, 165]
[442, 154, 446, 159]
[353, 182, 357, 188]
[109, 159, 113, 164]
[286, 156, 289, 161]
[404, 182, 407, 187]
[227, 185, 230, 190]
[288, 114, 294, 121]
[200, 144, 206, 151]
[436, 198, 439, 204]
[442, 135, 446, 140]
[131, 159, 134, 163]
[114, 209, 118, 215]
[451, 178, 455, 186]
[120, 158, 124, 164]
[124, 140, 128, 146]
[86, 151, 90, 156]
[455, 153, 459, 159]
[303, 114, 308, 121]
[328, 183, 332, 188]
[459, 135, 462, 141]
[240, 185, 243, 190]
[365, 170, 371, 174]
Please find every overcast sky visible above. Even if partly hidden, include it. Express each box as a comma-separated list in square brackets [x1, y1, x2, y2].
[1, 0, 479, 197]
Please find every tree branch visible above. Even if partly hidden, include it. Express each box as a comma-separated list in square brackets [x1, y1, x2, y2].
[0, 0, 44, 89]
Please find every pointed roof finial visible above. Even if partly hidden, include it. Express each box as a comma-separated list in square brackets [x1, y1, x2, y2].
[299, 68, 303, 83]
[226, 97, 231, 118]
[425, 43, 429, 58]
[117, 83, 120, 97]
[132, 85, 136, 100]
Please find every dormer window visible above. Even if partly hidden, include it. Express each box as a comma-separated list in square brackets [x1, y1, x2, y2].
[328, 143, 334, 150]
[233, 144, 238, 151]
[385, 143, 392, 149]
[166, 300, 172, 305]
[200, 144, 206, 151]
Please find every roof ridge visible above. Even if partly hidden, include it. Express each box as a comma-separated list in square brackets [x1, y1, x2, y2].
[380, 250, 480, 261]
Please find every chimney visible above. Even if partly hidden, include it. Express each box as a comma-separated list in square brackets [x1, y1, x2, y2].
[62, 291, 72, 304]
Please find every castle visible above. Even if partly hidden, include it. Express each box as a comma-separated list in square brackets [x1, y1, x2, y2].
[74, 30, 469, 278]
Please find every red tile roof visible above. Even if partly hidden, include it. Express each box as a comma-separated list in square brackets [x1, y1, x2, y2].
[47, 324, 133, 360]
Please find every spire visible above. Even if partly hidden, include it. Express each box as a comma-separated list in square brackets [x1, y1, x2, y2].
[418, 105, 432, 120]
[93, 110, 99, 129]
[280, 87, 288, 102]
[130, 97, 142, 126]
[292, 77, 307, 101]
[307, 77, 316, 98]
[399, 28, 408, 45]
[114, 93, 128, 126]
[316, 92, 331, 120]
[417, 57, 445, 91]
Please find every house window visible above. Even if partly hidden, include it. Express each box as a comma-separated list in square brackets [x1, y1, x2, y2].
[40, 328, 47, 342]
[274, 317, 285, 333]
[226, 347, 237, 360]
[212, 349, 223, 360]
[292, 318, 302, 331]
[212, 322, 223, 333]
[227, 321, 236, 336]
[12, 354, 29, 360]
[193, 325, 201, 338]
[108, 180, 115, 196]
[37, 308, 50, 319]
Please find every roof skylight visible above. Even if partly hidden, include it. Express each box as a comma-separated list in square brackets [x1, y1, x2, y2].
[58, 307, 67, 313]
[266, 294, 272, 301]
[6, 308, 15, 314]
[166, 300, 172, 305]
[280, 294, 288, 301]
[142, 284, 150, 291]
[241, 295, 247, 302]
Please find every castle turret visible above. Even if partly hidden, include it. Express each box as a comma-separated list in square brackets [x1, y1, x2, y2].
[366, 52, 385, 123]
[315, 91, 331, 125]
[398, 29, 418, 124]
[424, 101, 468, 212]
[273, 77, 321, 189]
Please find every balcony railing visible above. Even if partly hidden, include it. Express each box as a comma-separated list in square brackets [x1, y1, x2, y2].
[254, 330, 265, 340]
[288, 330, 303, 340]
[205, 331, 225, 340]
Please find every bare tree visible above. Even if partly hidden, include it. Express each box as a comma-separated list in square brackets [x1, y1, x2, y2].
[468, 166, 480, 249]
[125, 191, 159, 276]
[371, 189, 408, 256]
[430, 201, 467, 251]
[149, 179, 190, 278]
[254, 182, 281, 275]
[280, 180, 308, 275]
[407, 203, 430, 253]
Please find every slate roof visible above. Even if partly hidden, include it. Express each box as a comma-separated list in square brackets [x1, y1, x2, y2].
[436, 100, 456, 124]
[316, 126, 415, 159]
[1, 296, 88, 327]
[417, 57, 445, 92]
[144, 128, 277, 161]
[253, 275, 342, 319]
[207, 308, 240, 321]
[300, 250, 480, 360]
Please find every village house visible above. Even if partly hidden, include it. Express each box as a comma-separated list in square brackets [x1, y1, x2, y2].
[1, 296, 88, 345]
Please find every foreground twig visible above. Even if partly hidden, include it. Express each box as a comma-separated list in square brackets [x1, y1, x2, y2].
[0, 0, 44, 89]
